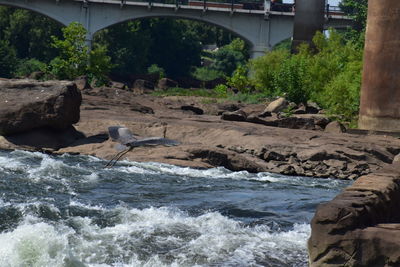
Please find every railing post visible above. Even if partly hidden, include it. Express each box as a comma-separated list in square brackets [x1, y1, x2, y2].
[264, 0, 270, 13]
[231, 0, 234, 12]
[326, 3, 330, 18]
[203, 0, 206, 11]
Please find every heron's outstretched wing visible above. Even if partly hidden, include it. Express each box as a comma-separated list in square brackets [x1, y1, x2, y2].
[128, 137, 180, 147]
[108, 126, 137, 145]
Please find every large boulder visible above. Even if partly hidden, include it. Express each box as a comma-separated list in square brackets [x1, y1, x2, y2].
[308, 165, 400, 266]
[0, 79, 82, 135]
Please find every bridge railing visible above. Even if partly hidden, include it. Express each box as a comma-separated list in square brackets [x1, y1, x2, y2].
[120, 0, 344, 15]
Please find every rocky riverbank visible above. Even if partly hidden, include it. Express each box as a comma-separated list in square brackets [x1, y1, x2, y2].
[308, 163, 400, 266]
[1, 79, 400, 180]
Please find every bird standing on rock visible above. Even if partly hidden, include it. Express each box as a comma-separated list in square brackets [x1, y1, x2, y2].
[105, 126, 180, 167]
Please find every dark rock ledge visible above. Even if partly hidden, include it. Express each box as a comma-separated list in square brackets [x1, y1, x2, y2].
[308, 162, 400, 266]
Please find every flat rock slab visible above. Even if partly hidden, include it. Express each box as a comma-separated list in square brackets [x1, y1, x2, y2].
[2, 84, 400, 180]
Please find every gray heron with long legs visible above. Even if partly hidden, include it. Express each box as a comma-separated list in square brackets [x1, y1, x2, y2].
[105, 126, 180, 167]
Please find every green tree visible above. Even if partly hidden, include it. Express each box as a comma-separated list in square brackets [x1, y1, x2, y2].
[339, 0, 368, 31]
[212, 38, 249, 76]
[49, 22, 89, 80]
[0, 40, 17, 78]
[0, 7, 62, 62]
[50, 22, 112, 83]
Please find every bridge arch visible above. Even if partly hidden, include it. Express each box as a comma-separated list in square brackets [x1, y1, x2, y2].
[0, 0, 299, 57]
[93, 14, 254, 49]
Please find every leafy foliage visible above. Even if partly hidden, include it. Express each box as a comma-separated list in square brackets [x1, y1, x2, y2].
[0, 40, 17, 78]
[211, 39, 248, 76]
[247, 29, 363, 123]
[0, 7, 62, 62]
[49, 22, 112, 84]
[14, 58, 47, 78]
[49, 22, 89, 80]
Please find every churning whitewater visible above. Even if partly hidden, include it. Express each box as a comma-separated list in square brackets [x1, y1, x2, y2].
[0, 150, 350, 267]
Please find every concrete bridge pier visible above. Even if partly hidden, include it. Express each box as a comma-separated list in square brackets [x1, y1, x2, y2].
[358, 0, 400, 132]
[291, 0, 325, 52]
[250, 45, 271, 58]
[80, 2, 93, 48]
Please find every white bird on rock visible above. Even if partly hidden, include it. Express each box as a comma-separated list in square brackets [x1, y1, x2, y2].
[105, 126, 180, 167]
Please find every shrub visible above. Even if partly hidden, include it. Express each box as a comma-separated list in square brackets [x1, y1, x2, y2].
[213, 84, 228, 98]
[247, 29, 364, 123]
[147, 64, 165, 80]
[319, 60, 362, 125]
[14, 58, 46, 78]
[227, 65, 251, 94]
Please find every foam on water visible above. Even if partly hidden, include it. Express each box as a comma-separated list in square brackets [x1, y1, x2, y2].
[0, 205, 310, 267]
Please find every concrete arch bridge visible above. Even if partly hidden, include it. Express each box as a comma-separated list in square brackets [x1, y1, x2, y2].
[0, 0, 351, 58]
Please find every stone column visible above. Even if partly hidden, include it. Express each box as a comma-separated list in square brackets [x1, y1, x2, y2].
[358, 0, 400, 131]
[291, 0, 325, 53]
[250, 45, 270, 59]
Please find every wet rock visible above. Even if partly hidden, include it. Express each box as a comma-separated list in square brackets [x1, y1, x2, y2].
[189, 148, 265, 173]
[0, 79, 82, 135]
[157, 78, 178, 90]
[221, 110, 247, 122]
[325, 121, 346, 133]
[264, 97, 288, 113]
[181, 105, 204, 115]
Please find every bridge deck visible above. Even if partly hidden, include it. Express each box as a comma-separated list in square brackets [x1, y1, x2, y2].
[74, 0, 350, 19]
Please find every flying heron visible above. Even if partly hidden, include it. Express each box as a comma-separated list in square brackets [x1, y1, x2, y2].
[105, 126, 180, 167]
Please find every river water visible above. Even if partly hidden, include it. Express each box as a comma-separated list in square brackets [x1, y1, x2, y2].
[0, 149, 350, 267]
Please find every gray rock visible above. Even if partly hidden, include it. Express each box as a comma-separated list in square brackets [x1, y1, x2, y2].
[297, 149, 328, 161]
[0, 79, 82, 135]
[264, 97, 288, 113]
[325, 121, 346, 133]
[132, 79, 154, 95]
[109, 81, 126, 90]
[157, 78, 178, 90]
[393, 154, 400, 164]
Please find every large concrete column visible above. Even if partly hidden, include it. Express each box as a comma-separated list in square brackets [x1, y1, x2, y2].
[291, 0, 325, 53]
[358, 0, 400, 131]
